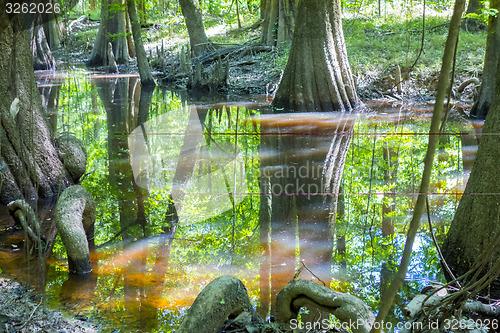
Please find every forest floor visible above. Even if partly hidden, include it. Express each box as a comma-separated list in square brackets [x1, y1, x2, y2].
[0, 277, 97, 332]
[61, 13, 487, 108]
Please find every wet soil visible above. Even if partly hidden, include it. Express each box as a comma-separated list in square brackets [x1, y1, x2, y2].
[0, 278, 97, 333]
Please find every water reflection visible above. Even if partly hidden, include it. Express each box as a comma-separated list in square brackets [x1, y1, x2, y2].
[0, 70, 483, 332]
[257, 111, 356, 316]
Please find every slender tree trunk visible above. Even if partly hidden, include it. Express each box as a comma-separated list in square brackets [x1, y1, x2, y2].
[127, 0, 156, 86]
[260, 0, 295, 46]
[125, 12, 136, 58]
[179, 0, 210, 56]
[272, 0, 358, 112]
[372, 0, 467, 327]
[382, 143, 398, 237]
[470, 0, 500, 119]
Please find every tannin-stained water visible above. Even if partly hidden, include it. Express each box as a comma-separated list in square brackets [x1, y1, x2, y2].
[0, 70, 482, 331]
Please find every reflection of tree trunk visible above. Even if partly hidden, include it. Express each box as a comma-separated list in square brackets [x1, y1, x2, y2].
[460, 126, 478, 185]
[60, 273, 98, 309]
[160, 106, 205, 258]
[379, 262, 394, 309]
[336, 185, 347, 273]
[382, 143, 398, 237]
[39, 80, 61, 134]
[261, 112, 355, 315]
[257, 173, 272, 319]
[95, 77, 142, 240]
[124, 249, 159, 331]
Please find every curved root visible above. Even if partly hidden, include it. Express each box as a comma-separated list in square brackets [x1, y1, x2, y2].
[55, 185, 96, 274]
[177, 275, 263, 333]
[276, 279, 375, 333]
[55, 133, 87, 183]
[8, 200, 44, 257]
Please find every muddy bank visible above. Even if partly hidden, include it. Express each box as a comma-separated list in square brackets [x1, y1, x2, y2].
[0, 278, 97, 332]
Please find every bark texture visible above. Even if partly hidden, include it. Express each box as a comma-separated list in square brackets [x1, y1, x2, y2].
[88, 0, 130, 66]
[179, 0, 210, 56]
[260, 0, 296, 46]
[272, 0, 358, 112]
[55, 186, 96, 274]
[177, 276, 258, 333]
[55, 133, 87, 183]
[442, 58, 500, 296]
[31, 15, 56, 70]
[470, 0, 500, 119]
[0, 16, 72, 204]
[127, 0, 156, 86]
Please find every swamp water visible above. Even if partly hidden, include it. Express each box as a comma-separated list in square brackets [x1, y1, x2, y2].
[0, 70, 482, 332]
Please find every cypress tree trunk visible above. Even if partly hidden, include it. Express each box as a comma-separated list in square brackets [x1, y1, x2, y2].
[179, 0, 210, 56]
[466, 0, 482, 15]
[42, 13, 61, 50]
[260, 0, 296, 46]
[88, 0, 130, 66]
[0, 16, 72, 204]
[31, 15, 56, 70]
[470, 0, 500, 119]
[272, 0, 358, 112]
[442, 58, 500, 297]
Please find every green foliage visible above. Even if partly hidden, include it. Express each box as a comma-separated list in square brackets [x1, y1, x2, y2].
[343, 15, 486, 84]
[465, 0, 499, 22]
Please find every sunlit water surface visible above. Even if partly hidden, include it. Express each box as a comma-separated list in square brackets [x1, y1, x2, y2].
[0, 69, 483, 332]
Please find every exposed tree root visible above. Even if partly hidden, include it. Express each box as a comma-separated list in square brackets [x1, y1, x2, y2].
[8, 200, 45, 257]
[55, 133, 88, 183]
[179, 276, 374, 333]
[177, 275, 264, 333]
[276, 280, 375, 333]
[55, 185, 96, 274]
